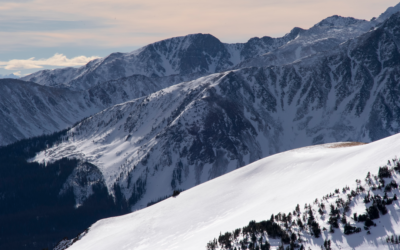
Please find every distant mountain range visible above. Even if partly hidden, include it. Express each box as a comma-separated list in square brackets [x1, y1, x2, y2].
[0, 73, 19, 79]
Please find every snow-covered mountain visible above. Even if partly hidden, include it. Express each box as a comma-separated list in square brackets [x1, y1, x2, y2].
[56, 130, 400, 250]
[31, 11, 400, 212]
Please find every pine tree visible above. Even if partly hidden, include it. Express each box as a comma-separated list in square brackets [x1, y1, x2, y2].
[341, 215, 347, 224]
[307, 209, 315, 226]
[329, 224, 334, 233]
[297, 219, 304, 230]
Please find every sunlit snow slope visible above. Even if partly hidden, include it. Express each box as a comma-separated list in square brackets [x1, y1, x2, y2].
[67, 132, 400, 250]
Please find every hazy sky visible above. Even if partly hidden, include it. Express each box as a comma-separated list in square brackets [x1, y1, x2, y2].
[0, 0, 399, 76]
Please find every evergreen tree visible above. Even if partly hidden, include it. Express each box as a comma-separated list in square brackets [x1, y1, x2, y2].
[297, 219, 304, 230]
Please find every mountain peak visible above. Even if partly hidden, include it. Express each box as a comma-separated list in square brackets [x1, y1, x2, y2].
[376, 2, 400, 22]
[314, 15, 366, 28]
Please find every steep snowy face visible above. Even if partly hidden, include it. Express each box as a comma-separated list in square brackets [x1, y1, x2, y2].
[0, 75, 192, 146]
[0, 79, 97, 146]
[62, 132, 400, 250]
[33, 13, 400, 210]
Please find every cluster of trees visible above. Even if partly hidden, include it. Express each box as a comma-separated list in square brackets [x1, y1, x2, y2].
[386, 235, 400, 244]
[207, 219, 297, 250]
[206, 157, 400, 250]
[207, 209, 307, 250]
[0, 131, 129, 250]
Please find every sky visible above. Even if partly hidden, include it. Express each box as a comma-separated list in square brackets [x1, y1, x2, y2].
[0, 0, 399, 77]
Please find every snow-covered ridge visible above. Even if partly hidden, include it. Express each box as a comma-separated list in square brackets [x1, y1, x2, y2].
[60, 131, 400, 250]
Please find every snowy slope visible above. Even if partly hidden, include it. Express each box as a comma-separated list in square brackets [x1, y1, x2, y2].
[0, 75, 186, 146]
[64, 132, 400, 250]
[0, 79, 99, 146]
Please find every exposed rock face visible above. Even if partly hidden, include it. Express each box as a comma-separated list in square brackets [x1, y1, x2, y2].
[59, 162, 106, 207]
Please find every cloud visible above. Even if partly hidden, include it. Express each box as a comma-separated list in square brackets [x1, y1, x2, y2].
[0, 53, 100, 70]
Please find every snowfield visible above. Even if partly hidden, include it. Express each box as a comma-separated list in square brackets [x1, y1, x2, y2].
[66, 132, 400, 250]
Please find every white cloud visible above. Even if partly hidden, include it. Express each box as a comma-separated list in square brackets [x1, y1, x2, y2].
[0, 53, 100, 70]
